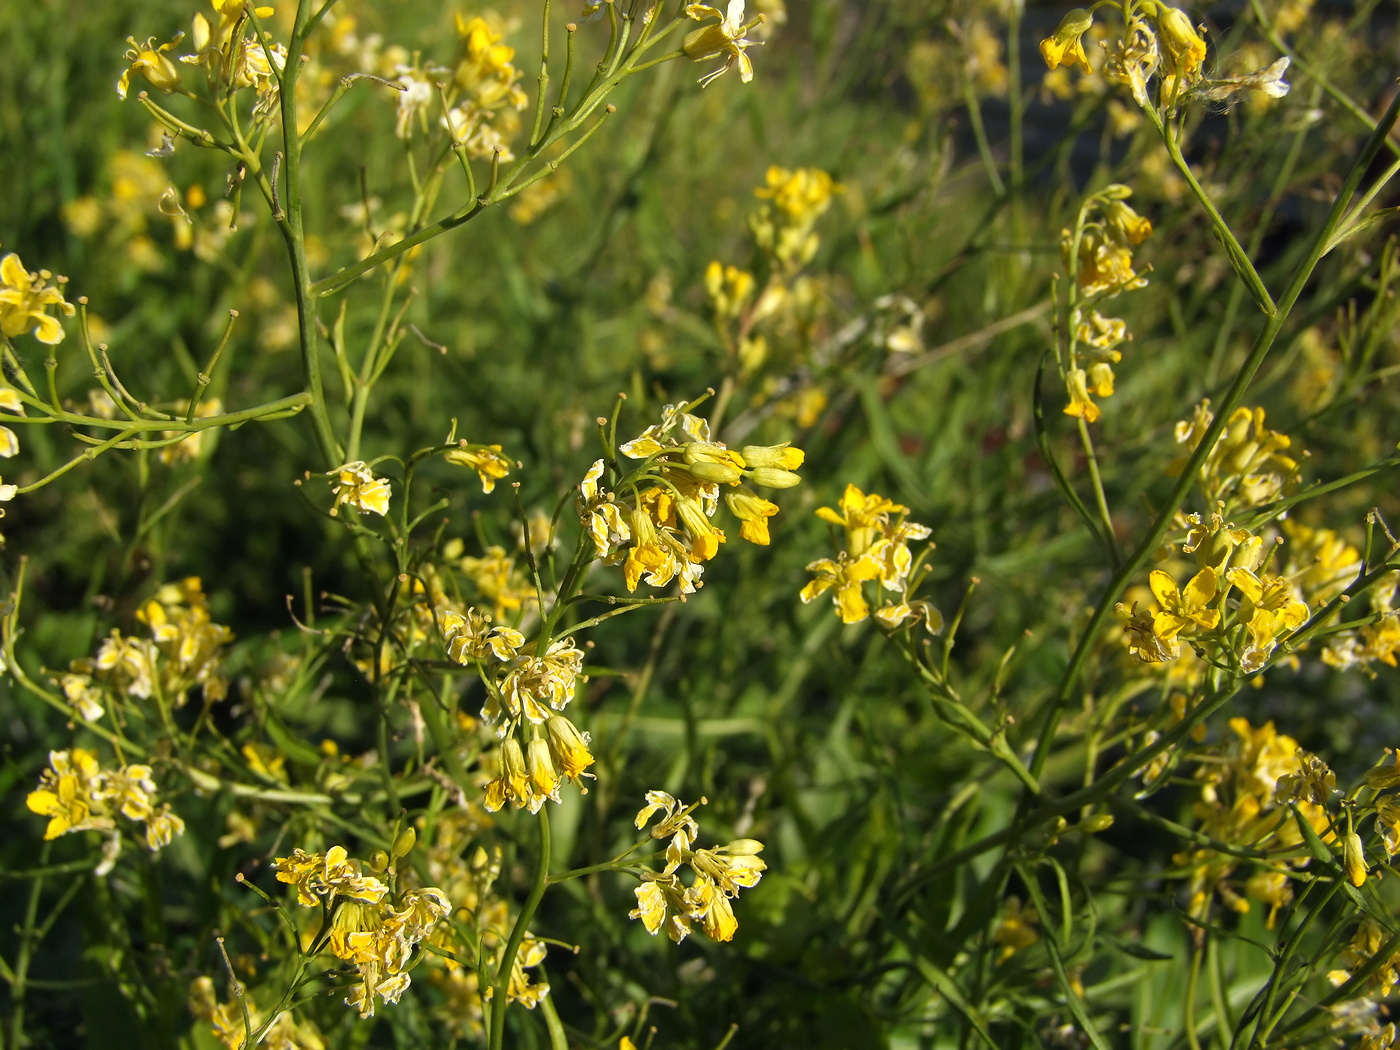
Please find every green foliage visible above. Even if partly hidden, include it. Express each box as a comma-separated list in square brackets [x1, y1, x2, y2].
[4, 1, 1400, 1049]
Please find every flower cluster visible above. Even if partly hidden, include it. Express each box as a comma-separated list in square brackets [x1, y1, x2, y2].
[395, 14, 529, 158]
[1168, 401, 1300, 510]
[703, 166, 841, 396]
[1119, 514, 1310, 673]
[1174, 718, 1333, 925]
[273, 844, 452, 1018]
[1058, 185, 1152, 423]
[121, 0, 287, 120]
[26, 748, 185, 853]
[683, 1, 764, 88]
[801, 483, 941, 631]
[1322, 571, 1400, 672]
[1040, 3, 1289, 111]
[80, 576, 234, 709]
[439, 608, 596, 812]
[189, 976, 324, 1050]
[579, 398, 804, 594]
[1330, 918, 1400, 1000]
[751, 165, 842, 274]
[628, 792, 766, 943]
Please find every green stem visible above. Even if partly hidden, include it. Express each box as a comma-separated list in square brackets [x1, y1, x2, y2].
[279, 0, 341, 466]
[488, 808, 552, 1050]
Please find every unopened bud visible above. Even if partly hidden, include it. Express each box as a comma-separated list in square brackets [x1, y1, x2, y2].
[392, 826, 417, 859]
[685, 460, 744, 485]
[748, 467, 802, 489]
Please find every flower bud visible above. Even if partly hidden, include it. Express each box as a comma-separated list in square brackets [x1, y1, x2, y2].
[748, 467, 802, 489]
[684, 460, 744, 485]
[1038, 8, 1093, 75]
[546, 715, 595, 781]
[1158, 6, 1207, 78]
[527, 737, 560, 801]
[722, 838, 765, 856]
[392, 826, 417, 859]
[739, 443, 804, 470]
[1344, 831, 1368, 887]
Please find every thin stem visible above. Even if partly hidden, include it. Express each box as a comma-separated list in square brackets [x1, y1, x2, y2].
[488, 808, 552, 1050]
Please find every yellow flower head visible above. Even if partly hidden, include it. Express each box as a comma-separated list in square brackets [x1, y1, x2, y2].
[1063, 367, 1101, 423]
[815, 483, 906, 558]
[445, 442, 512, 493]
[754, 167, 841, 227]
[683, 0, 763, 87]
[0, 251, 75, 344]
[1157, 6, 1207, 80]
[328, 461, 392, 517]
[1150, 566, 1220, 639]
[1040, 8, 1093, 76]
[118, 34, 184, 100]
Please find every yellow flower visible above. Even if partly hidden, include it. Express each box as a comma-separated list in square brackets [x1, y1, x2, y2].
[117, 34, 184, 100]
[753, 167, 840, 227]
[328, 461, 392, 516]
[545, 715, 595, 784]
[683, 0, 761, 86]
[1068, 227, 1148, 295]
[1225, 568, 1309, 631]
[1150, 567, 1220, 638]
[26, 748, 105, 840]
[993, 897, 1039, 962]
[1158, 6, 1207, 80]
[815, 484, 905, 558]
[0, 251, 74, 343]
[801, 553, 882, 623]
[445, 443, 512, 493]
[1063, 367, 1101, 423]
[1039, 8, 1093, 76]
[1102, 197, 1153, 245]
[724, 486, 779, 544]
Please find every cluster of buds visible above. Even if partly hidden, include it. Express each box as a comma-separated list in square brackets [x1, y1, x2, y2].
[1040, 3, 1289, 111]
[81, 576, 235, 709]
[750, 165, 842, 274]
[1168, 401, 1301, 510]
[628, 791, 766, 943]
[579, 398, 804, 594]
[1058, 185, 1152, 424]
[801, 483, 941, 631]
[26, 748, 185, 856]
[273, 841, 453, 1018]
[1120, 513, 1310, 672]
